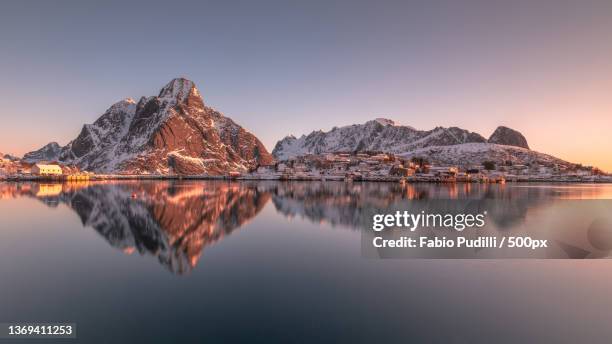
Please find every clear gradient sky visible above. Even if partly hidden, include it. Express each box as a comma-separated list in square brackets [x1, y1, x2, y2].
[1, 0, 611, 170]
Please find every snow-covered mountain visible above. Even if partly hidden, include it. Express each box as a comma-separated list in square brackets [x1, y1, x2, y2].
[22, 142, 62, 163]
[272, 118, 487, 160]
[25, 78, 274, 174]
[1, 152, 19, 161]
[271, 119, 574, 167]
[400, 142, 570, 167]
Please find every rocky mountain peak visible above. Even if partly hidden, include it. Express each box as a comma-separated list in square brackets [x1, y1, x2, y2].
[158, 78, 200, 104]
[22, 142, 63, 163]
[101, 98, 137, 119]
[488, 126, 530, 149]
[24, 77, 273, 174]
[45, 142, 61, 150]
[373, 118, 396, 126]
[122, 97, 136, 104]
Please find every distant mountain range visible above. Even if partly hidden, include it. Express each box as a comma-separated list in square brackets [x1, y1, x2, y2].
[23, 78, 273, 174]
[272, 118, 528, 159]
[1, 152, 19, 161]
[271, 118, 571, 168]
[19, 79, 578, 173]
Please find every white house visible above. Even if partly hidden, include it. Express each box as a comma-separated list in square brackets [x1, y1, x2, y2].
[276, 163, 288, 172]
[256, 165, 276, 174]
[32, 164, 63, 176]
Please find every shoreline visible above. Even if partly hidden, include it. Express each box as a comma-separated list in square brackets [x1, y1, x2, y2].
[1, 174, 611, 184]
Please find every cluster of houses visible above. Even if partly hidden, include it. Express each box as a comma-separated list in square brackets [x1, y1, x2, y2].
[246, 152, 611, 183]
[0, 160, 63, 177]
[2, 152, 610, 183]
[249, 152, 400, 181]
[0, 160, 90, 181]
[0, 156, 26, 178]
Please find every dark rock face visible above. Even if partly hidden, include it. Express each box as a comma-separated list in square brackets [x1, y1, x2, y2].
[212, 114, 273, 165]
[37, 78, 273, 174]
[488, 126, 530, 149]
[22, 142, 62, 163]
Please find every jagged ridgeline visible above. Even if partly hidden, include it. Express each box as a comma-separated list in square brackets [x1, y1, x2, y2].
[272, 118, 569, 168]
[23, 80, 573, 171]
[24, 78, 274, 175]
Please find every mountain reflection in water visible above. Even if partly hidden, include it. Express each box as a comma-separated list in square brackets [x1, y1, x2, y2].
[1, 181, 611, 272]
[1, 181, 270, 274]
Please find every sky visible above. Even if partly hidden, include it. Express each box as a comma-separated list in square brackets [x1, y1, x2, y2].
[1, 0, 611, 171]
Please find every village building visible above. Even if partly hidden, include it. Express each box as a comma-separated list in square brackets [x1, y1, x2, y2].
[456, 172, 470, 182]
[389, 165, 415, 177]
[228, 171, 241, 178]
[293, 163, 308, 173]
[429, 166, 458, 176]
[276, 163, 288, 172]
[256, 165, 276, 174]
[31, 164, 63, 176]
[371, 153, 390, 161]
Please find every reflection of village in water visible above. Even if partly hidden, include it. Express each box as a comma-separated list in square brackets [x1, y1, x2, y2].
[1, 181, 612, 273]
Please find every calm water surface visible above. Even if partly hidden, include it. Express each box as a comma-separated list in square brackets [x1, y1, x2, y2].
[1, 181, 612, 343]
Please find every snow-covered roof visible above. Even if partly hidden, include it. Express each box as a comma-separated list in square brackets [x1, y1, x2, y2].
[34, 164, 62, 169]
